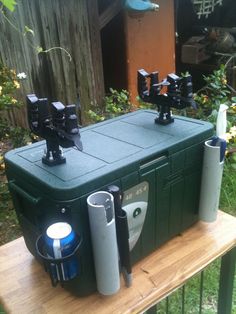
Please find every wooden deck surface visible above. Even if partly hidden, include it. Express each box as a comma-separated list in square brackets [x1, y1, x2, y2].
[0, 210, 236, 314]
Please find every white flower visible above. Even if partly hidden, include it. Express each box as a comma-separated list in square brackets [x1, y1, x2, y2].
[17, 72, 27, 79]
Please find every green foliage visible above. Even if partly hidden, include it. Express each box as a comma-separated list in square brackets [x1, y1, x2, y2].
[87, 88, 135, 123]
[24, 25, 34, 36]
[0, 63, 22, 111]
[136, 96, 156, 110]
[0, 121, 38, 149]
[228, 98, 236, 126]
[0, 63, 25, 146]
[0, 179, 12, 210]
[188, 64, 236, 166]
[1, 0, 17, 12]
[0, 125, 37, 245]
[221, 161, 236, 215]
[193, 64, 230, 122]
[0, 119, 9, 140]
[157, 260, 221, 314]
[9, 126, 35, 148]
[0, 178, 21, 245]
[0, 3, 72, 61]
[225, 125, 236, 168]
[181, 71, 190, 77]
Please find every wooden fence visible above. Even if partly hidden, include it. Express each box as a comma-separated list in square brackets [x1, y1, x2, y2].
[0, 0, 105, 127]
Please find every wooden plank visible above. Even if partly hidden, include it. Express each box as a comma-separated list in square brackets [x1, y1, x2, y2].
[0, 211, 235, 314]
[0, 0, 105, 126]
[86, 0, 105, 113]
[99, 0, 123, 29]
[124, 0, 176, 104]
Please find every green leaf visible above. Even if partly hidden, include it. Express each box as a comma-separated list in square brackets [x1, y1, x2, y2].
[35, 46, 43, 53]
[24, 25, 34, 36]
[231, 163, 236, 170]
[210, 82, 220, 89]
[1, 0, 17, 11]
[181, 71, 190, 78]
[232, 154, 236, 162]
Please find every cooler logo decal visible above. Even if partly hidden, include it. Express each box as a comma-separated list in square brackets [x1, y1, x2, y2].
[122, 182, 149, 251]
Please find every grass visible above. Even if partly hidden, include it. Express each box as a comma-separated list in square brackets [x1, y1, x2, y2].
[220, 162, 236, 314]
[155, 259, 235, 313]
[155, 259, 236, 314]
[220, 161, 236, 216]
[156, 261, 221, 314]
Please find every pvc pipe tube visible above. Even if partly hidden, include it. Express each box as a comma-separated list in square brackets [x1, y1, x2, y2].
[87, 191, 120, 295]
[199, 140, 224, 222]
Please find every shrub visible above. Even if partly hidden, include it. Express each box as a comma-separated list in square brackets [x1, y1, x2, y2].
[193, 65, 232, 124]
[0, 63, 22, 112]
[87, 88, 135, 123]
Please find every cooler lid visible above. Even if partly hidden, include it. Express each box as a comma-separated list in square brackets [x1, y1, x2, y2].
[5, 110, 213, 198]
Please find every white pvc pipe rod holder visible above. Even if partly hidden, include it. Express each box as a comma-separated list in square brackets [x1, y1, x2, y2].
[199, 140, 224, 222]
[87, 191, 120, 295]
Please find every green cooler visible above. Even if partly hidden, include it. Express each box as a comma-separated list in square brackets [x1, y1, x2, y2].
[5, 109, 214, 295]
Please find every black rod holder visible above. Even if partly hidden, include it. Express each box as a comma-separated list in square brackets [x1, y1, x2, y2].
[27, 94, 83, 166]
[137, 69, 197, 125]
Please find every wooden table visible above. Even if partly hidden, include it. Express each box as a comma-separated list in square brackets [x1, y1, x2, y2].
[0, 210, 236, 314]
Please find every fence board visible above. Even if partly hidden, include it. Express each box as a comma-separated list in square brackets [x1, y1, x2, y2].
[0, 0, 104, 127]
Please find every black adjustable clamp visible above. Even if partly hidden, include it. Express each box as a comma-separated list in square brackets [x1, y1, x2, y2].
[137, 69, 197, 125]
[27, 94, 83, 166]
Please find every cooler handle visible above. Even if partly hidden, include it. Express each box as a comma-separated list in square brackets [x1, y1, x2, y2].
[9, 181, 41, 205]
